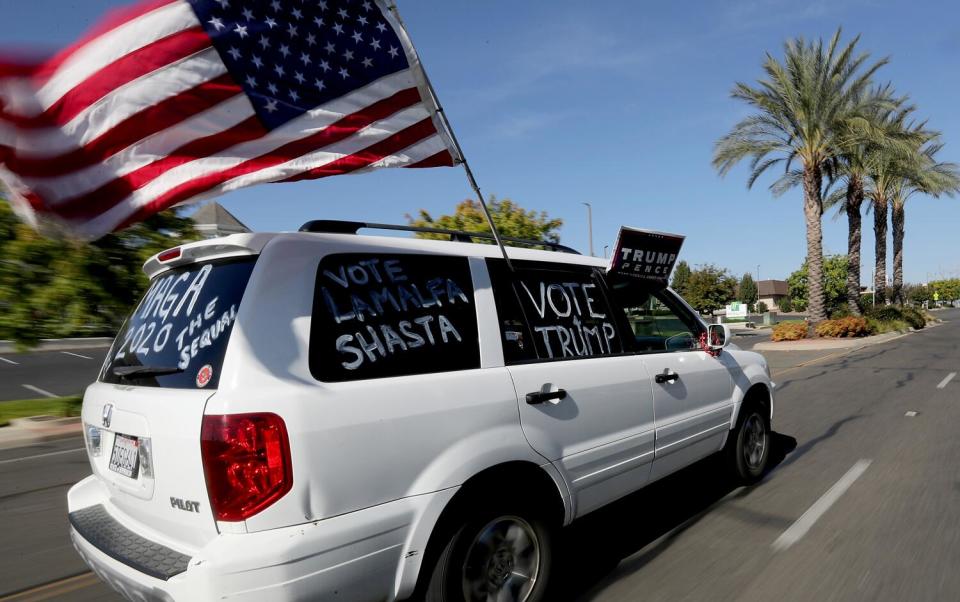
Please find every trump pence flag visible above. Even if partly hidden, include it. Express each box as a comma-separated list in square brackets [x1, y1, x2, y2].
[0, 0, 460, 239]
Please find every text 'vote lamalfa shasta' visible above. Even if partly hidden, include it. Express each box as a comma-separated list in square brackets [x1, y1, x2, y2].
[316, 255, 479, 378]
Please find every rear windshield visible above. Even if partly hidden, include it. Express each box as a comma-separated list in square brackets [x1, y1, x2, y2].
[101, 258, 256, 389]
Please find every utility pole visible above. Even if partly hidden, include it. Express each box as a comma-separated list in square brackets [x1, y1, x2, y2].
[582, 202, 594, 257]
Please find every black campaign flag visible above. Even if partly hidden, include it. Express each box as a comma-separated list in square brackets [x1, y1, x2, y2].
[608, 227, 685, 284]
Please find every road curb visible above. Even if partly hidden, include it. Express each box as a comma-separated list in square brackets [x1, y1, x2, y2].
[757, 320, 945, 352]
[0, 416, 83, 450]
[754, 330, 912, 351]
[0, 337, 113, 354]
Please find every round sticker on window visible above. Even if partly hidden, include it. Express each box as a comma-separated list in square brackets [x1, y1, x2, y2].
[196, 364, 213, 388]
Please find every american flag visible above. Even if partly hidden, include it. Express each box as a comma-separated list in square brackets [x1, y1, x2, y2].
[0, 0, 458, 239]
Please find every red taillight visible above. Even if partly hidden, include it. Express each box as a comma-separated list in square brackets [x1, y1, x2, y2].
[200, 413, 292, 522]
[157, 247, 181, 262]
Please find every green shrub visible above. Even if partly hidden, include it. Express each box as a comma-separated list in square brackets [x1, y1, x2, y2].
[814, 316, 870, 338]
[829, 306, 852, 319]
[772, 320, 808, 341]
[865, 305, 926, 330]
[900, 307, 926, 330]
[865, 317, 908, 334]
[757, 301, 769, 313]
[865, 305, 904, 323]
[778, 297, 793, 312]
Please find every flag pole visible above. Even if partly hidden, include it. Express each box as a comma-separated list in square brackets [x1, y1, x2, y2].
[383, 1, 514, 271]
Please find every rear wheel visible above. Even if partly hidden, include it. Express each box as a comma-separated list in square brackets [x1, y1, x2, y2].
[425, 503, 554, 602]
[725, 404, 770, 484]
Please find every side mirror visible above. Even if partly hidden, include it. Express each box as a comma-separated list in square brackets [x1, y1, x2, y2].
[707, 324, 732, 351]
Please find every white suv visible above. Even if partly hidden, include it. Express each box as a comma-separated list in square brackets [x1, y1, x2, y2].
[68, 221, 774, 602]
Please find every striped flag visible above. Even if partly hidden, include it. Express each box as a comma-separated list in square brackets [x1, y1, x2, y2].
[0, 0, 458, 239]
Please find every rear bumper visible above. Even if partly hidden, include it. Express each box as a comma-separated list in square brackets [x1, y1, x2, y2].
[68, 475, 451, 602]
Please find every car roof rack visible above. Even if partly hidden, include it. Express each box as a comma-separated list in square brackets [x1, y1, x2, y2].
[298, 220, 581, 254]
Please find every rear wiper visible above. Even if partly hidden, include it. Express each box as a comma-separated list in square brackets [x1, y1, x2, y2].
[112, 366, 184, 379]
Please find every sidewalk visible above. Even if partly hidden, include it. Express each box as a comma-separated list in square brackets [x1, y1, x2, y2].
[0, 416, 83, 450]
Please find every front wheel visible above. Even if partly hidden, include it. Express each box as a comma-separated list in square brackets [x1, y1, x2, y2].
[425, 505, 554, 602]
[725, 405, 770, 484]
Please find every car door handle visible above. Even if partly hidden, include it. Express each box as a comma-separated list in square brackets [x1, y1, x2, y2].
[655, 372, 680, 384]
[526, 389, 567, 404]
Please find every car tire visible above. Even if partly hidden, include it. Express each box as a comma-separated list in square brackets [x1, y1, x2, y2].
[725, 404, 770, 484]
[424, 501, 554, 602]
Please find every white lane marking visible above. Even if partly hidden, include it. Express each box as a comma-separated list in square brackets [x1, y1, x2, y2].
[0, 448, 85, 465]
[0, 356, 19, 365]
[937, 372, 956, 389]
[905, 411, 918, 417]
[772, 459, 872, 551]
[61, 351, 94, 360]
[21, 384, 58, 398]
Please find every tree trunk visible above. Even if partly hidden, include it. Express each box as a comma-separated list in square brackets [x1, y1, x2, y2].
[803, 165, 827, 322]
[892, 199, 905, 304]
[845, 176, 864, 315]
[873, 195, 888, 305]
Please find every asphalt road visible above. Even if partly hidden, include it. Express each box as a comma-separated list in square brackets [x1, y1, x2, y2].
[0, 348, 108, 402]
[1, 310, 958, 601]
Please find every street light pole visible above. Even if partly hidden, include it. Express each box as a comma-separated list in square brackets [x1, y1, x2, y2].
[756, 264, 761, 305]
[582, 202, 594, 257]
[603, 245, 609, 259]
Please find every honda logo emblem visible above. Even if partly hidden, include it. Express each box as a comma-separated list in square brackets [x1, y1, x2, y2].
[101, 404, 113, 429]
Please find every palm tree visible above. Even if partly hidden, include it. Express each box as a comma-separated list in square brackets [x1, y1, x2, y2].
[839, 165, 867, 315]
[866, 167, 894, 305]
[825, 88, 918, 315]
[713, 29, 887, 322]
[889, 140, 960, 303]
[863, 108, 924, 305]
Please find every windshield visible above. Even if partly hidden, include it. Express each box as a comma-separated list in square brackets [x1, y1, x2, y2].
[101, 257, 257, 389]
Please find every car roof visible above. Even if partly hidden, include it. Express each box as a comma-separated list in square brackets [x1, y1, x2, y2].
[144, 230, 608, 277]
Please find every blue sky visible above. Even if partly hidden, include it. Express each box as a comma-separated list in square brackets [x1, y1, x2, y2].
[3, 0, 959, 282]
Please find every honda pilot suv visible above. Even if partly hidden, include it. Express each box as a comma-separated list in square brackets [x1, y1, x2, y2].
[68, 221, 774, 602]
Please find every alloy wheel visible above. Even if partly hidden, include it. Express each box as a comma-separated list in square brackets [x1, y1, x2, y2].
[461, 515, 541, 602]
[742, 413, 767, 470]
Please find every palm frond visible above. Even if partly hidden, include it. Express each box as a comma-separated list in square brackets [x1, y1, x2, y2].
[713, 26, 889, 197]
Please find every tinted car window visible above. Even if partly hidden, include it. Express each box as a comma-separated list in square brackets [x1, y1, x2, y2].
[606, 279, 704, 353]
[101, 258, 257, 389]
[505, 262, 622, 361]
[310, 253, 480, 382]
[486, 260, 538, 364]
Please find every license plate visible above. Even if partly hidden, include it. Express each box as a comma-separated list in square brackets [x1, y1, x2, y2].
[108, 433, 140, 479]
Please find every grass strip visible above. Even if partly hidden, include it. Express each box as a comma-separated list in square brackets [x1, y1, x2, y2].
[0, 396, 82, 427]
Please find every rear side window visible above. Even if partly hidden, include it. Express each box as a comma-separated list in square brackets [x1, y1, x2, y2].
[489, 260, 622, 362]
[310, 253, 480, 382]
[101, 258, 257, 389]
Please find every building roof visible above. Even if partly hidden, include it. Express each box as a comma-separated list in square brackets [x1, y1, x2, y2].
[190, 202, 250, 237]
[758, 279, 789, 296]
